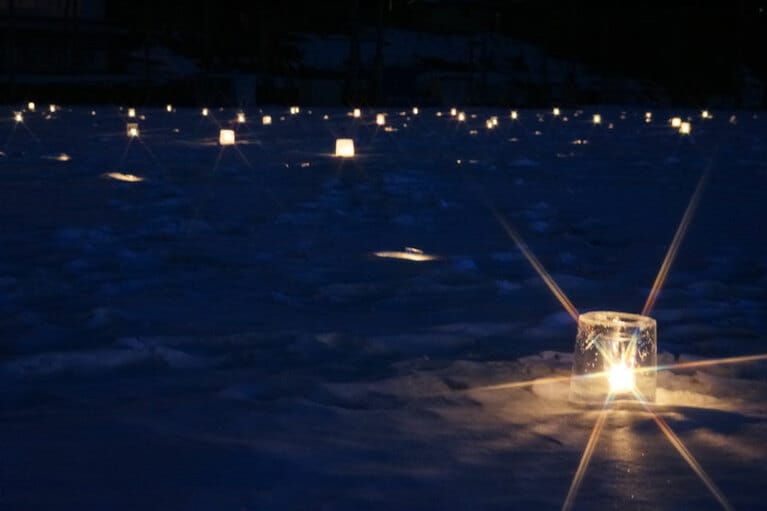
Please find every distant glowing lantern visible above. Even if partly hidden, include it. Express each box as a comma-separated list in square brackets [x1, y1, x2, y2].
[237, 112, 246, 123]
[202, 108, 209, 116]
[457, 112, 466, 122]
[27, 102, 35, 111]
[679, 122, 691, 135]
[450, 108, 457, 117]
[670, 117, 682, 128]
[166, 104, 173, 113]
[334, 138, 355, 158]
[701, 110, 711, 119]
[570, 311, 657, 404]
[353, 108, 361, 118]
[290, 106, 300, 115]
[511, 110, 518, 120]
[376, 113, 386, 126]
[485, 119, 494, 129]
[262, 115, 272, 125]
[105, 172, 143, 183]
[219, 129, 236, 146]
[645, 112, 652, 121]
[128, 108, 136, 118]
[49, 104, 57, 113]
[491, 116, 498, 126]
[552, 107, 560, 116]
[592, 114, 602, 125]
[14, 112, 23, 123]
[126, 123, 139, 137]
[412, 107, 419, 115]
[322, 114, 329, 120]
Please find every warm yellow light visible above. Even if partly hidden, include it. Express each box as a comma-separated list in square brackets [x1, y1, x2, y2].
[671, 117, 682, 128]
[608, 362, 635, 394]
[49, 104, 57, 113]
[105, 172, 143, 182]
[491, 116, 498, 126]
[290, 106, 300, 115]
[701, 110, 710, 119]
[376, 113, 386, 126]
[450, 107, 457, 117]
[219, 129, 235, 145]
[373, 248, 439, 262]
[679, 122, 691, 135]
[353, 108, 361, 118]
[128, 108, 136, 118]
[27, 101, 35, 111]
[166, 104, 173, 113]
[262, 115, 272, 125]
[457, 112, 466, 122]
[201, 107, 209, 116]
[322, 114, 329, 120]
[126, 123, 139, 137]
[14, 112, 23, 123]
[510, 110, 518, 120]
[592, 114, 601, 125]
[237, 112, 246, 123]
[412, 107, 419, 115]
[485, 119, 494, 129]
[335, 138, 355, 158]
[553, 107, 560, 116]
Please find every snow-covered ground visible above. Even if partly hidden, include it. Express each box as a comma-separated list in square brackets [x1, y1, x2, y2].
[1, 105, 766, 510]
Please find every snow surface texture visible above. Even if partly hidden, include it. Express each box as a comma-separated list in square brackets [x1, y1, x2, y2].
[1, 106, 766, 510]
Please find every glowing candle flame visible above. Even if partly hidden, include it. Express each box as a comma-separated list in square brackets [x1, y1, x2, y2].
[450, 108, 457, 117]
[126, 123, 139, 137]
[128, 108, 136, 118]
[202, 107, 209, 116]
[376, 113, 386, 126]
[457, 112, 466, 122]
[262, 115, 272, 125]
[236, 112, 246, 123]
[592, 114, 601, 125]
[679, 122, 691, 135]
[166, 104, 173, 112]
[27, 101, 35, 111]
[353, 108, 361, 118]
[511, 110, 518, 120]
[14, 112, 23, 123]
[607, 362, 635, 393]
[553, 107, 560, 116]
[412, 107, 419, 115]
[671, 117, 682, 128]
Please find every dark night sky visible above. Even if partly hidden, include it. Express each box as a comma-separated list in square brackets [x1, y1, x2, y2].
[2, 1, 766, 105]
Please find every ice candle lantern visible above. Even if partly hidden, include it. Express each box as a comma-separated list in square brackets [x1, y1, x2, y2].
[670, 117, 682, 128]
[237, 112, 246, 123]
[570, 311, 657, 404]
[679, 122, 691, 135]
[219, 129, 236, 146]
[128, 108, 136, 118]
[27, 102, 35, 111]
[511, 110, 518, 120]
[166, 104, 173, 113]
[202, 107, 209, 116]
[335, 138, 355, 158]
[262, 115, 272, 125]
[450, 108, 457, 117]
[552, 107, 560, 116]
[412, 107, 419, 115]
[14, 112, 23, 123]
[290, 106, 300, 115]
[376, 113, 386, 126]
[457, 112, 466, 122]
[353, 108, 361, 118]
[593, 114, 602, 125]
[126, 123, 139, 137]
